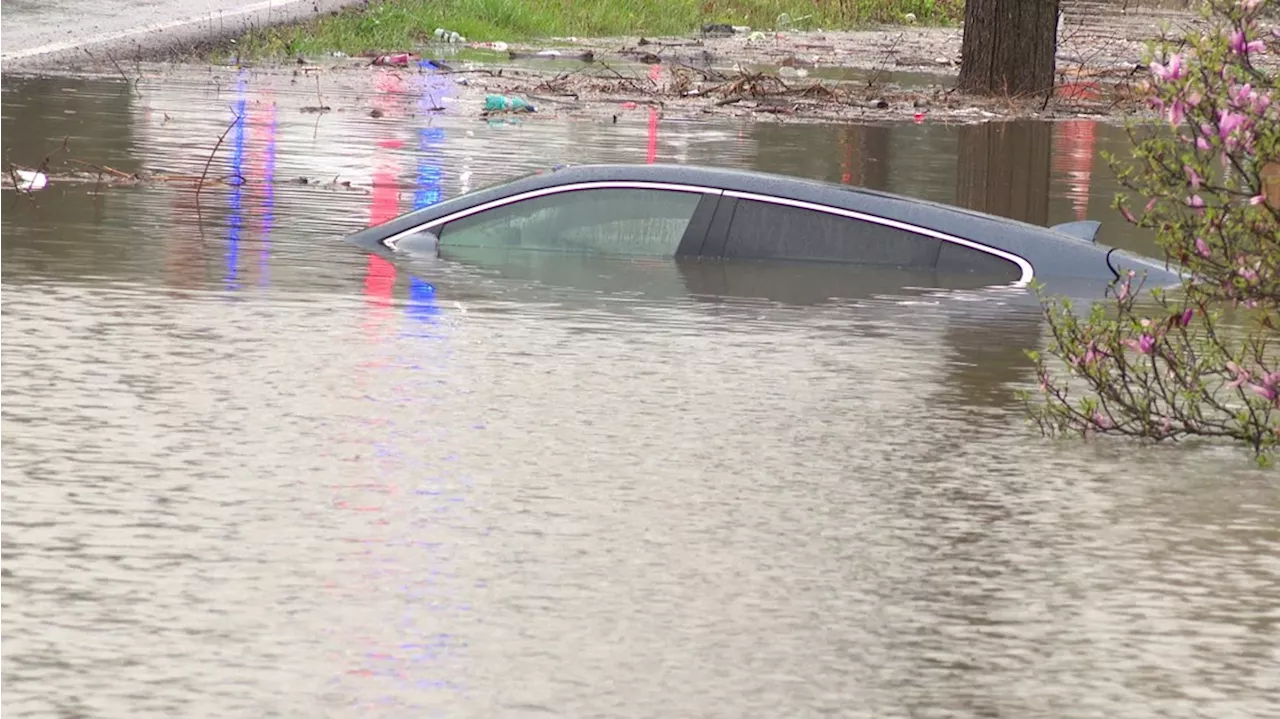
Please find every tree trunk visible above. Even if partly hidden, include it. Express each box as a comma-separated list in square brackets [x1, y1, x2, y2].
[956, 121, 1052, 227]
[958, 0, 1061, 96]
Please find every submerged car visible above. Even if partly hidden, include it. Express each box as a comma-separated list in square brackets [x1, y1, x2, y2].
[345, 163, 1185, 292]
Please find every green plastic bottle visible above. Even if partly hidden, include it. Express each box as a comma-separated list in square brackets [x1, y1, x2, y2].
[484, 94, 535, 113]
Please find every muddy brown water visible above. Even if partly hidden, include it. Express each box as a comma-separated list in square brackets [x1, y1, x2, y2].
[3, 67, 1279, 719]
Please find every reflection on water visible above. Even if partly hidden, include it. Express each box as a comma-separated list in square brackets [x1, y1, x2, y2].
[3, 68, 1279, 719]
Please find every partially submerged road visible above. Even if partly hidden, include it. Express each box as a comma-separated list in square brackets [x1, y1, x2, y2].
[1, 0, 366, 72]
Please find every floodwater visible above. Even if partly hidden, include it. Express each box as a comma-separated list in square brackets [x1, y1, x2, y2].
[3, 66, 1278, 719]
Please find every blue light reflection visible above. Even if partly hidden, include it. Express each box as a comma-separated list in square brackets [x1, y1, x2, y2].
[224, 73, 248, 291]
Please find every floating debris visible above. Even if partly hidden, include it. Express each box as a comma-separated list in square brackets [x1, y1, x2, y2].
[12, 169, 47, 191]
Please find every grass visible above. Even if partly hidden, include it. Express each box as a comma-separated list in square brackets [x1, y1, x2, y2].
[230, 0, 962, 59]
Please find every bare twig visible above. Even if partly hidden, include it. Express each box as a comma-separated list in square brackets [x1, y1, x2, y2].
[195, 108, 244, 236]
[37, 137, 70, 175]
[867, 32, 904, 89]
[82, 47, 141, 97]
[67, 159, 134, 178]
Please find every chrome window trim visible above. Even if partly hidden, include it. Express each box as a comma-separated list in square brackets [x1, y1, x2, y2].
[380, 181, 724, 250]
[722, 190, 1035, 286]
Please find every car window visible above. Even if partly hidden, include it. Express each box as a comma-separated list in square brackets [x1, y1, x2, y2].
[724, 199, 943, 268]
[934, 240, 1022, 282]
[438, 188, 705, 257]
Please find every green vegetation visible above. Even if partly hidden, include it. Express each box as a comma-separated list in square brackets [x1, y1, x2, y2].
[231, 0, 960, 58]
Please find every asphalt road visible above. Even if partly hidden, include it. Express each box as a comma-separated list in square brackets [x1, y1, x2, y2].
[1, 0, 368, 71]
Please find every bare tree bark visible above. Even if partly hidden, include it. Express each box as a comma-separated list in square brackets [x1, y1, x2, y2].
[958, 0, 1061, 96]
[956, 121, 1052, 227]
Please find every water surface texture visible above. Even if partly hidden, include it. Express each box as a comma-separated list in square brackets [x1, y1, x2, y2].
[3, 68, 1279, 719]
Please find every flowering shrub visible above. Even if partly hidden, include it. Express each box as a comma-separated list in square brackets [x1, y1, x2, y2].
[1023, 0, 1280, 462]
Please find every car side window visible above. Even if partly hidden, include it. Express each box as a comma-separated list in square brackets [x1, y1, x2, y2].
[934, 241, 1022, 282]
[723, 199, 944, 268]
[438, 188, 706, 257]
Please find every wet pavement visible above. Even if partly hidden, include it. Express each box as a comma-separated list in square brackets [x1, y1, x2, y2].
[0, 0, 364, 70]
[3, 66, 1280, 718]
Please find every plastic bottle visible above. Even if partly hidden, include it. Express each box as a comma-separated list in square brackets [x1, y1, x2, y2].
[484, 94, 535, 113]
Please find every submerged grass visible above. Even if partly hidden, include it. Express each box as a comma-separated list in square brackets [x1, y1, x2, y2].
[231, 0, 961, 59]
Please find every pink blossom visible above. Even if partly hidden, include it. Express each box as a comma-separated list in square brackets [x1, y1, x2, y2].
[1218, 110, 1246, 139]
[1093, 411, 1113, 429]
[1179, 308, 1195, 327]
[1196, 136, 1212, 151]
[1144, 197, 1159, 213]
[1196, 236, 1212, 258]
[1187, 91, 1202, 107]
[1150, 54, 1185, 81]
[1120, 204, 1138, 223]
[1125, 334, 1156, 355]
[1232, 83, 1256, 108]
[1227, 362, 1251, 389]
[1184, 165, 1203, 189]
[1083, 341, 1107, 365]
[1187, 195, 1206, 208]
[1166, 99, 1186, 126]
[1250, 194, 1266, 205]
[1248, 383, 1277, 402]
[1229, 30, 1248, 54]
[1239, 0, 1262, 12]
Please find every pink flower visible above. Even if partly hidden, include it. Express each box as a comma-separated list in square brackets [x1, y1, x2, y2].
[1229, 30, 1248, 54]
[1249, 383, 1277, 402]
[1083, 341, 1107, 365]
[1093, 411, 1113, 429]
[1125, 334, 1156, 355]
[1179, 308, 1195, 327]
[1187, 195, 1205, 208]
[1184, 165, 1203, 189]
[1187, 91, 1202, 107]
[1150, 54, 1185, 81]
[1120, 204, 1138, 223]
[1250, 194, 1267, 205]
[1227, 362, 1251, 389]
[1166, 99, 1186, 126]
[1232, 83, 1256, 108]
[1196, 136, 1212, 150]
[1145, 197, 1159, 213]
[1218, 110, 1245, 139]
[1195, 236, 1212, 258]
